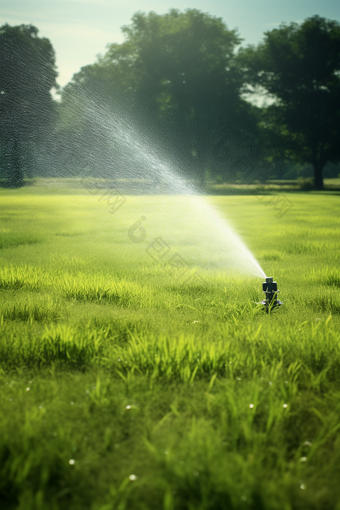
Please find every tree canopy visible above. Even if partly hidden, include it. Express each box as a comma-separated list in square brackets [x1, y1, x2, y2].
[239, 16, 340, 189]
[0, 24, 58, 186]
[60, 9, 261, 183]
[1, 14, 340, 188]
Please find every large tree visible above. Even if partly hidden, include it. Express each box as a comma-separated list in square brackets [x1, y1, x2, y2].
[55, 63, 127, 178]
[61, 10, 258, 184]
[239, 16, 340, 189]
[0, 24, 58, 186]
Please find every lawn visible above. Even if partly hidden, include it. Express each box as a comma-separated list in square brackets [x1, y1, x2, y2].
[0, 181, 340, 510]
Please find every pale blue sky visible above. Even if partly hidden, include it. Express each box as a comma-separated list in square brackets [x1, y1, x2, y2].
[1, 0, 339, 87]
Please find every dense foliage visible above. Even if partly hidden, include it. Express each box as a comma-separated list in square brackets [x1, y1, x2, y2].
[0, 13, 340, 186]
[58, 10, 262, 183]
[0, 24, 58, 186]
[239, 16, 340, 189]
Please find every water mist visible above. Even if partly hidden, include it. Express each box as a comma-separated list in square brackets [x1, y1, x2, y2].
[67, 91, 266, 279]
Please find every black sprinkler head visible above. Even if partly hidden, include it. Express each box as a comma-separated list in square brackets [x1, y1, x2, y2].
[261, 277, 282, 310]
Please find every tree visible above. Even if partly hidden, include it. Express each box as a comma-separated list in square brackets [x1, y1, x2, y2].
[0, 24, 58, 186]
[107, 9, 260, 183]
[55, 63, 129, 178]
[239, 16, 340, 189]
[61, 10, 258, 184]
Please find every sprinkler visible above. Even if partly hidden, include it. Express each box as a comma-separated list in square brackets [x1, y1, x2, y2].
[261, 277, 282, 310]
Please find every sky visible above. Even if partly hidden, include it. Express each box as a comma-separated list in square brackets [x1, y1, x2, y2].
[1, 0, 340, 88]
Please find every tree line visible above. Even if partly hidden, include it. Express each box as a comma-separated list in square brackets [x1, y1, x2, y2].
[1, 10, 340, 190]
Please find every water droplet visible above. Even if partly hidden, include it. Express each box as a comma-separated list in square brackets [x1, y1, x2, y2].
[129, 474, 137, 481]
[283, 404, 288, 408]
[39, 406, 42, 409]
[26, 388, 30, 391]
[249, 404, 254, 409]
[269, 381, 272, 386]
[165, 451, 168, 455]
[71, 402, 74, 405]
[69, 459, 75, 465]
[126, 405, 131, 409]
[303, 441, 312, 447]
[300, 484, 306, 490]
[300, 457, 307, 462]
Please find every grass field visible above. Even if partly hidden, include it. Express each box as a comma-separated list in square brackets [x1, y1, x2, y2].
[0, 181, 340, 510]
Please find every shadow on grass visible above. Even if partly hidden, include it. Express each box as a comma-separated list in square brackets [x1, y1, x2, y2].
[204, 182, 340, 196]
[0, 179, 37, 189]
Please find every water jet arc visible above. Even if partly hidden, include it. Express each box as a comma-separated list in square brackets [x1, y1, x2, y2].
[75, 92, 266, 278]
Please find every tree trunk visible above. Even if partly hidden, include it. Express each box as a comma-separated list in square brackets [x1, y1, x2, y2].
[7, 139, 24, 188]
[313, 162, 324, 190]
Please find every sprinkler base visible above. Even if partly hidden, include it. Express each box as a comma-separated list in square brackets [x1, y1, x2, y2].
[260, 277, 283, 312]
[260, 299, 283, 310]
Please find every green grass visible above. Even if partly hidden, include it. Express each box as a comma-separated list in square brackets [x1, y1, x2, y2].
[0, 182, 340, 509]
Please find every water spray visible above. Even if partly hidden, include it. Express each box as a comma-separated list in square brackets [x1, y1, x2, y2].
[74, 92, 270, 278]
[261, 277, 282, 311]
